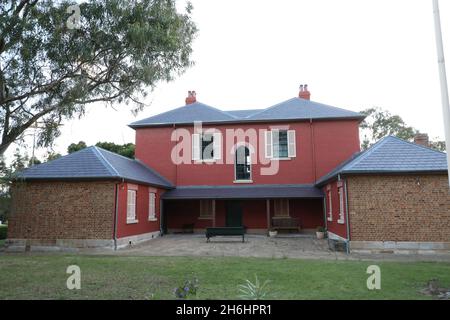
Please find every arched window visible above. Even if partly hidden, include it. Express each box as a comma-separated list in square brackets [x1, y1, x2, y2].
[235, 146, 251, 181]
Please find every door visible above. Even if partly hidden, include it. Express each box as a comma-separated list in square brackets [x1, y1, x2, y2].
[226, 201, 243, 227]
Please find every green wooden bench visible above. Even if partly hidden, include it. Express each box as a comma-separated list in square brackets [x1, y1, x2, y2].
[206, 227, 245, 243]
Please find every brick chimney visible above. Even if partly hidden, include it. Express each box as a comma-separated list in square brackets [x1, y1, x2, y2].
[299, 84, 311, 100]
[185, 91, 197, 105]
[414, 133, 429, 147]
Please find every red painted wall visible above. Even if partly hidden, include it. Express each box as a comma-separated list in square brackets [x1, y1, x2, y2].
[165, 199, 323, 231]
[116, 182, 163, 238]
[135, 119, 360, 186]
[288, 199, 324, 229]
[322, 180, 348, 239]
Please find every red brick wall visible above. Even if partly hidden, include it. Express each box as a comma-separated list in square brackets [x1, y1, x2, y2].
[8, 181, 116, 240]
[323, 180, 348, 239]
[116, 182, 164, 238]
[135, 119, 360, 186]
[347, 175, 450, 242]
[289, 199, 324, 229]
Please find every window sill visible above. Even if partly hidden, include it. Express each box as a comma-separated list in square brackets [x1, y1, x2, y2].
[198, 217, 213, 220]
[270, 157, 293, 161]
[148, 218, 158, 222]
[194, 159, 217, 164]
[337, 219, 345, 225]
[233, 180, 253, 184]
[127, 219, 139, 225]
[327, 217, 333, 222]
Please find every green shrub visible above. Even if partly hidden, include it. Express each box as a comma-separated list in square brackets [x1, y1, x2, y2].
[0, 225, 7, 240]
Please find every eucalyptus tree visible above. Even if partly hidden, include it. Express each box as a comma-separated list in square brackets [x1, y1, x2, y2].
[0, 0, 197, 155]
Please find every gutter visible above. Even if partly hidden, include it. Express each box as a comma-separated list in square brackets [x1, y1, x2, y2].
[128, 116, 366, 129]
[160, 197, 164, 236]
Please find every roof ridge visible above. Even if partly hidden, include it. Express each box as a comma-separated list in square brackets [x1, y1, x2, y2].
[224, 109, 263, 119]
[92, 146, 120, 177]
[248, 97, 362, 120]
[95, 146, 138, 163]
[247, 97, 298, 118]
[129, 101, 237, 127]
[197, 102, 240, 120]
[387, 135, 447, 155]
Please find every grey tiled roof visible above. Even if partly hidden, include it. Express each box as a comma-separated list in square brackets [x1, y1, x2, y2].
[16, 147, 173, 188]
[162, 184, 324, 200]
[226, 109, 263, 118]
[316, 136, 448, 186]
[129, 98, 364, 128]
[130, 102, 238, 127]
[246, 98, 363, 121]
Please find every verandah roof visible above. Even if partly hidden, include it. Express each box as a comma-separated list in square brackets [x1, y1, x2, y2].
[162, 184, 324, 200]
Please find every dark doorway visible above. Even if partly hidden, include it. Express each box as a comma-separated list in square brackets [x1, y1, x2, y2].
[226, 201, 243, 227]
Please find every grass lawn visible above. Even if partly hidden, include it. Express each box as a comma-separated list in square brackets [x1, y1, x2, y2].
[0, 255, 449, 300]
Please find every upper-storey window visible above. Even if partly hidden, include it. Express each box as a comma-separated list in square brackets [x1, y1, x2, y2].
[192, 132, 221, 161]
[235, 146, 251, 181]
[265, 129, 296, 159]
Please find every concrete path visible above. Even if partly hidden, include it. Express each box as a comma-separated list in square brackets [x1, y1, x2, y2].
[114, 234, 450, 262]
[116, 234, 347, 260]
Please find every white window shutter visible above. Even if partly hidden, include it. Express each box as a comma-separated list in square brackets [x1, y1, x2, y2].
[213, 132, 222, 160]
[127, 190, 136, 221]
[149, 192, 156, 219]
[192, 133, 200, 160]
[265, 131, 273, 159]
[288, 130, 296, 158]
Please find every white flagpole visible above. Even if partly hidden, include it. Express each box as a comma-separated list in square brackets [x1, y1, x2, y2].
[432, 0, 450, 187]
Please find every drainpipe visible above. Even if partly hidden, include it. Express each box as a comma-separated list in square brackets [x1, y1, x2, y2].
[160, 197, 164, 236]
[342, 175, 351, 254]
[113, 179, 124, 251]
[323, 196, 328, 231]
[309, 119, 317, 182]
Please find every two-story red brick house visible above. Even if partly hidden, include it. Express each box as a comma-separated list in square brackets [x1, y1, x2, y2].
[7, 86, 450, 253]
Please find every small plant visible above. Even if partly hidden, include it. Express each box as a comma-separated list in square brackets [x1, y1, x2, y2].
[238, 275, 271, 300]
[316, 226, 327, 239]
[173, 278, 199, 299]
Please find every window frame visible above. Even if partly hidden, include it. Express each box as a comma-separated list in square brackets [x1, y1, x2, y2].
[234, 145, 252, 182]
[273, 130, 289, 159]
[274, 199, 290, 217]
[266, 129, 296, 159]
[199, 199, 214, 220]
[201, 133, 214, 161]
[192, 132, 222, 162]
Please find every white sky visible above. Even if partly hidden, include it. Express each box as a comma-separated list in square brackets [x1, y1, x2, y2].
[8, 0, 450, 160]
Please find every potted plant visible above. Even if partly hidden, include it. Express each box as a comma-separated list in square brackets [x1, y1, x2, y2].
[268, 228, 278, 237]
[316, 227, 326, 239]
